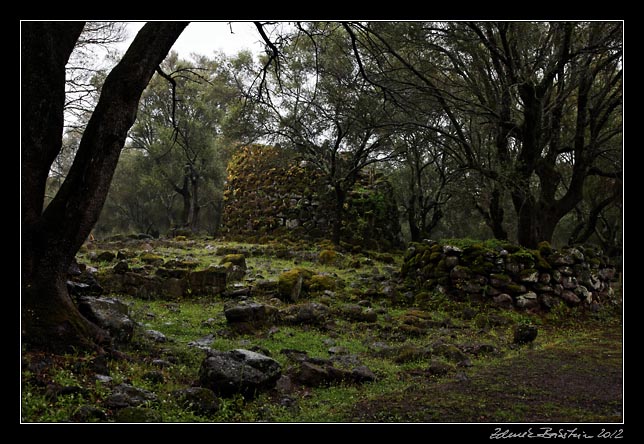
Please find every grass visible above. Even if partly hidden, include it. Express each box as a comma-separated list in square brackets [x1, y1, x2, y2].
[23, 237, 623, 423]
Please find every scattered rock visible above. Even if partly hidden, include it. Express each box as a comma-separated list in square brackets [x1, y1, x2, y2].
[144, 329, 167, 343]
[73, 405, 107, 422]
[220, 254, 247, 270]
[96, 251, 116, 262]
[252, 280, 279, 298]
[198, 349, 281, 398]
[393, 344, 431, 363]
[172, 387, 220, 415]
[426, 360, 454, 377]
[188, 334, 215, 350]
[339, 304, 378, 323]
[351, 365, 376, 383]
[279, 302, 330, 325]
[105, 384, 157, 409]
[140, 253, 164, 266]
[293, 357, 375, 386]
[224, 302, 278, 329]
[513, 324, 538, 345]
[432, 343, 469, 363]
[45, 384, 89, 401]
[328, 346, 349, 355]
[275, 375, 295, 394]
[295, 361, 331, 387]
[114, 407, 161, 423]
[113, 260, 129, 274]
[277, 268, 314, 302]
[77, 296, 135, 343]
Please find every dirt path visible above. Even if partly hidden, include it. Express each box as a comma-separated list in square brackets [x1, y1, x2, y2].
[350, 325, 623, 423]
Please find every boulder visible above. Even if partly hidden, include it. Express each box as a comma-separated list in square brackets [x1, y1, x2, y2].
[77, 296, 135, 343]
[198, 349, 281, 398]
[172, 387, 220, 415]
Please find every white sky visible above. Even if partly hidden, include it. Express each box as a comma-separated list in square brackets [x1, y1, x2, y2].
[117, 21, 264, 58]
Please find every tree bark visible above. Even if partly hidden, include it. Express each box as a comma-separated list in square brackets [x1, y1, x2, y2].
[22, 21, 188, 352]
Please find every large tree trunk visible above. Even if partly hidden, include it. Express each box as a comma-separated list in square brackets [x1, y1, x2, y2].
[22, 22, 188, 353]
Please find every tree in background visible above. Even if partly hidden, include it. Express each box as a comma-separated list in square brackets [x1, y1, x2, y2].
[343, 21, 622, 248]
[388, 130, 459, 242]
[97, 51, 240, 236]
[22, 21, 187, 352]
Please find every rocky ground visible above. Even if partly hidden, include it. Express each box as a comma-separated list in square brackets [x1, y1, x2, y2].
[21, 236, 623, 424]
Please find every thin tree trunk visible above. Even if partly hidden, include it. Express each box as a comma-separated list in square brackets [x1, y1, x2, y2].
[331, 185, 347, 246]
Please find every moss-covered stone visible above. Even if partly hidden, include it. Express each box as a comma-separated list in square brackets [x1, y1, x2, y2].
[319, 249, 338, 265]
[140, 253, 164, 265]
[114, 407, 162, 423]
[219, 254, 247, 270]
[277, 268, 315, 302]
[309, 274, 337, 293]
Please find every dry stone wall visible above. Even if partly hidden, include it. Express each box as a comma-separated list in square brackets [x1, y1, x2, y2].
[401, 240, 619, 311]
[221, 145, 402, 250]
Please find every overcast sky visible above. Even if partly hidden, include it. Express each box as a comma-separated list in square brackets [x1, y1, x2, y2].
[118, 21, 264, 58]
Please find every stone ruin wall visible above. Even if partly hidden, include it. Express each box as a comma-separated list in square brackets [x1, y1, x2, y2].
[401, 240, 620, 311]
[221, 145, 402, 250]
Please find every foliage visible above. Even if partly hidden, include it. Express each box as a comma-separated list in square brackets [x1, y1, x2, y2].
[95, 51, 242, 237]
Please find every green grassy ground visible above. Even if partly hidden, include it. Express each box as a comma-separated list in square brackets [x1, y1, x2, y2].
[21, 238, 623, 423]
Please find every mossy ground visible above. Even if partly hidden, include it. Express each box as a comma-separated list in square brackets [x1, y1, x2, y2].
[22, 237, 622, 423]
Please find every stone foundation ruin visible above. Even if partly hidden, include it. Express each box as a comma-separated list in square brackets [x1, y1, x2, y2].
[401, 240, 619, 311]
